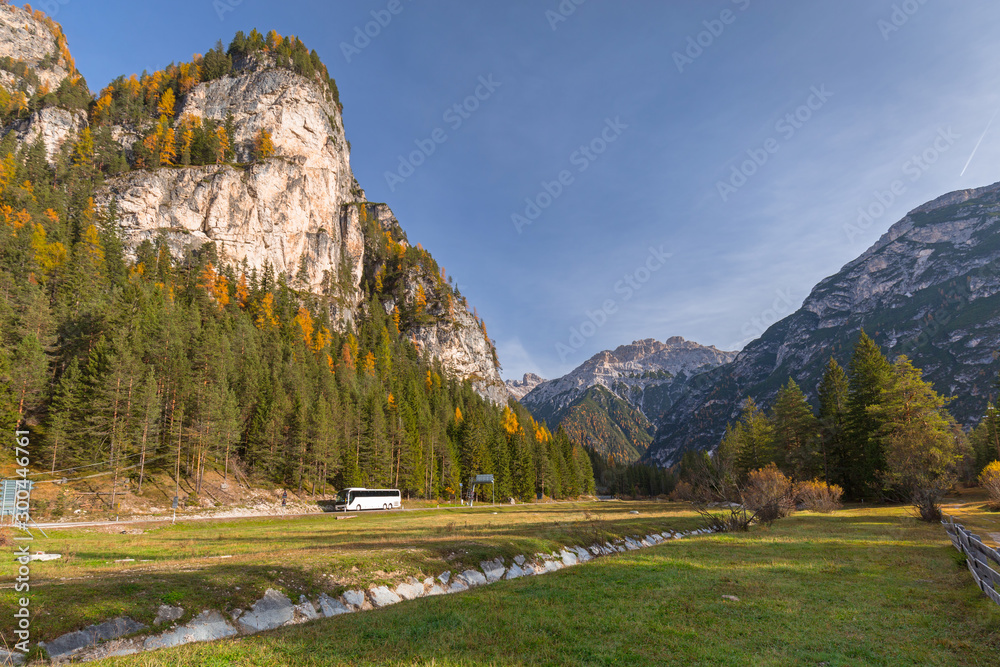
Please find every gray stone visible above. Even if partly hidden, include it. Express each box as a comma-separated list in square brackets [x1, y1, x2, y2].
[318, 593, 352, 617]
[572, 546, 592, 562]
[154, 604, 184, 625]
[437, 571, 451, 585]
[144, 610, 237, 650]
[342, 589, 367, 609]
[368, 585, 402, 608]
[459, 569, 488, 587]
[480, 558, 506, 583]
[542, 559, 562, 573]
[559, 549, 578, 566]
[293, 598, 319, 621]
[0, 648, 23, 665]
[237, 588, 295, 633]
[514, 555, 526, 566]
[42, 616, 146, 658]
[449, 579, 469, 592]
[640, 539, 652, 548]
[504, 563, 526, 579]
[395, 581, 423, 600]
[589, 545, 602, 556]
[426, 584, 447, 596]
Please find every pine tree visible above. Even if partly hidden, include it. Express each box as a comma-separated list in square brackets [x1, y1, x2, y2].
[770, 378, 819, 479]
[870, 355, 966, 520]
[845, 330, 893, 500]
[733, 397, 775, 479]
[818, 357, 849, 486]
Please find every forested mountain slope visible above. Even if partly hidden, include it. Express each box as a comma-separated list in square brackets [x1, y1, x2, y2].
[0, 7, 592, 501]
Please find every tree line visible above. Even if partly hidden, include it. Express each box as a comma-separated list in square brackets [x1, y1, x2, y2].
[676, 331, 980, 520]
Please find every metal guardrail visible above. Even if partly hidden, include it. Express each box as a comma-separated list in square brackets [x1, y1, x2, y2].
[942, 514, 1000, 605]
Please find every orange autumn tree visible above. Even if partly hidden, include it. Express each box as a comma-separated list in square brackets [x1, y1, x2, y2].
[254, 128, 274, 160]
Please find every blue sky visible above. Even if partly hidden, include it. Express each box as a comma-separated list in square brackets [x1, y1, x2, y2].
[35, 0, 1000, 381]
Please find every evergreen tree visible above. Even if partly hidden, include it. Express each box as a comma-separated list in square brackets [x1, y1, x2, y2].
[817, 356, 849, 486]
[770, 378, 819, 479]
[844, 330, 893, 500]
[732, 397, 775, 479]
[870, 356, 966, 520]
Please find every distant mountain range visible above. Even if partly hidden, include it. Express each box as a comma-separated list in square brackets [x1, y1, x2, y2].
[516, 338, 736, 462]
[505, 373, 546, 401]
[513, 182, 1000, 469]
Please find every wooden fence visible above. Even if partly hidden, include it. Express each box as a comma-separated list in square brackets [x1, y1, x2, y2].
[942, 514, 1000, 605]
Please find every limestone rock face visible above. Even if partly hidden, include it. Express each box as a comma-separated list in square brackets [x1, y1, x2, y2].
[0, 5, 74, 93]
[411, 302, 508, 403]
[6, 106, 87, 162]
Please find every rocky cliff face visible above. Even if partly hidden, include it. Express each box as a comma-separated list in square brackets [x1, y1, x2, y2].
[520, 337, 736, 461]
[506, 373, 545, 401]
[647, 181, 1000, 466]
[0, 4, 74, 93]
[0, 5, 85, 162]
[99, 65, 358, 295]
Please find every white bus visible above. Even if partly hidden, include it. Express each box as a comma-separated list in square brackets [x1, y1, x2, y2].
[334, 488, 401, 512]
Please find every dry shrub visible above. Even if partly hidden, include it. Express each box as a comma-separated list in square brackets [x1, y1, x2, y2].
[669, 480, 697, 502]
[697, 504, 754, 532]
[0, 527, 11, 548]
[741, 464, 794, 525]
[979, 461, 1000, 509]
[794, 479, 844, 512]
[669, 480, 714, 503]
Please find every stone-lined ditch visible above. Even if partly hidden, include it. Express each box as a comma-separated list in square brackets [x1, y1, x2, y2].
[5, 526, 716, 664]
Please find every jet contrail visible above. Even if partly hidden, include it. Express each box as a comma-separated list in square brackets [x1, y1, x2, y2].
[960, 107, 1000, 177]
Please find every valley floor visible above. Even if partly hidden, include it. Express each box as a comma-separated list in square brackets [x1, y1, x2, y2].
[83, 502, 1000, 666]
[4, 497, 1000, 665]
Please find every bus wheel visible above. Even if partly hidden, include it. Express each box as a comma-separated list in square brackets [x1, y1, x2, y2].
[355, 505, 361, 512]
[383, 503, 388, 510]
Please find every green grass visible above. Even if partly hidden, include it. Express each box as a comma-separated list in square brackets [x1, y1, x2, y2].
[0, 501, 701, 642]
[90, 505, 1000, 666]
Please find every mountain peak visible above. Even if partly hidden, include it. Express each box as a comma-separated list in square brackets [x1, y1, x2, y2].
[518, 337, 736, 462]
